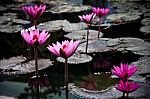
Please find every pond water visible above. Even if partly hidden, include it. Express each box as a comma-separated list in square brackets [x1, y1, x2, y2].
[0, 0, 150, 99]
[0, 81, 78, 99]
[66, 0, 82, 4]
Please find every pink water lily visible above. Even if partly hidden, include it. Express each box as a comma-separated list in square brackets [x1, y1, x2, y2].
[92, 7, 110, 18]
[92, 7, 109, 39]
[116, 80, 140, 94]
[21, 27, 50, 46]
[78, 13, 95, 53]
[47, 40, 80, 59]
[78, 13, 96, 24]
[22, 4, 46, 19]
[111, 63, 137, 81]
[47, 40, 80, 99]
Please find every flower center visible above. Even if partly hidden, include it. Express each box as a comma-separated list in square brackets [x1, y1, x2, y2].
[62, 45, 67, 50]
[33, 35, 38, 41]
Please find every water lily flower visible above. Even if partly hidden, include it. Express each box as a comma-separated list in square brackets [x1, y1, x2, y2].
[47, 40, 80, 99]
[47, 40, 80, 59]
[92, 7, 110, 18]
[78, 13, 96, 25]
[21, 27, 50, 46]
[92, 7, 109, 38]
[116, 80, 140, 94]
[111, 63, 137, 81]
[22, 4, 46, 19]
[78, 13, 95, 53]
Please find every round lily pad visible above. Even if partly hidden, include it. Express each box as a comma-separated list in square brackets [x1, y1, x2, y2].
[3, 13, 18, 19]
[106, 13, 140, 23]
[12, 19, 30, 25]
[56, 53, 92, 64]
[107, 37, 145, 48]
[38, 20, 86, 33]
[0, 15, 15, 25]
[0, 57, 53, 75]
[47, 3, 91, 14]
[0, 24, 23, 33]
[65, 30, 103, 42]
[140, 26, 150, 34]
[113, 2, 145, 14]
[131, 56, 150, 75]
[70, 83, 150, 99]
[12, 59, 53, 74]
[0, 6, 7, 11]
[126, 41, 150, 55]
[144, 12, 150, 18]
[91, 17, 112, 27]
[141, 18, 150, 25]
[62, 22, 87, 33]
[0, 56, 26, 70]
[77, 38, 115, 53]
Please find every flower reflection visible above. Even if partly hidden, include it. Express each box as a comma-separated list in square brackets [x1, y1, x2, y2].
[28, 74, 49, 88]
[93, 58, 111, 69]
[116, 80, 140, 98]
[79, 75, 97, 90]
[116, 80, 140, 94]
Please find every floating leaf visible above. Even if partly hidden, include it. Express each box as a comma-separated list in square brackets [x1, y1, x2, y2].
[38, 20, 86, 33]
[77, 38, 115, 53]
[0, 56, 26, 69]
[0, 57, 53, 74]
[131, 56, 150, 75]
[0, 25, 23, 33]
[141, 18, 150, 25]
[140, 26, 150, 34]
[107, 37, 145, 48]
[126, 41, 150, 55]
[106, 13, 140, 23]
[56, 53, 92, 64]
[46, 3, 91, 14]
[65, 30, 103, 42]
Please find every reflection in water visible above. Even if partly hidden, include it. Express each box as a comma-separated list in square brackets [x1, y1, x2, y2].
[93, 57, 111, 70]
[28, 74, 49, 88]
[18, 74, 61, 99]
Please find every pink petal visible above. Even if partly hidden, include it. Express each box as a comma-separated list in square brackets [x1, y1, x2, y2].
[47, 45, 60, 56]
[21, 29, 32, 45]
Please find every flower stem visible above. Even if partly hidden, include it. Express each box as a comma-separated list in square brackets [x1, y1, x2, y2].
[34, 20, 37, 29]
[34, 46, 40, 99]
[98, 18, 101, 39]
[85, 24, 89, 53]
[126, 93, 129, 98]
[65, 58, 69, 99]
[123, 92, 125, 97]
